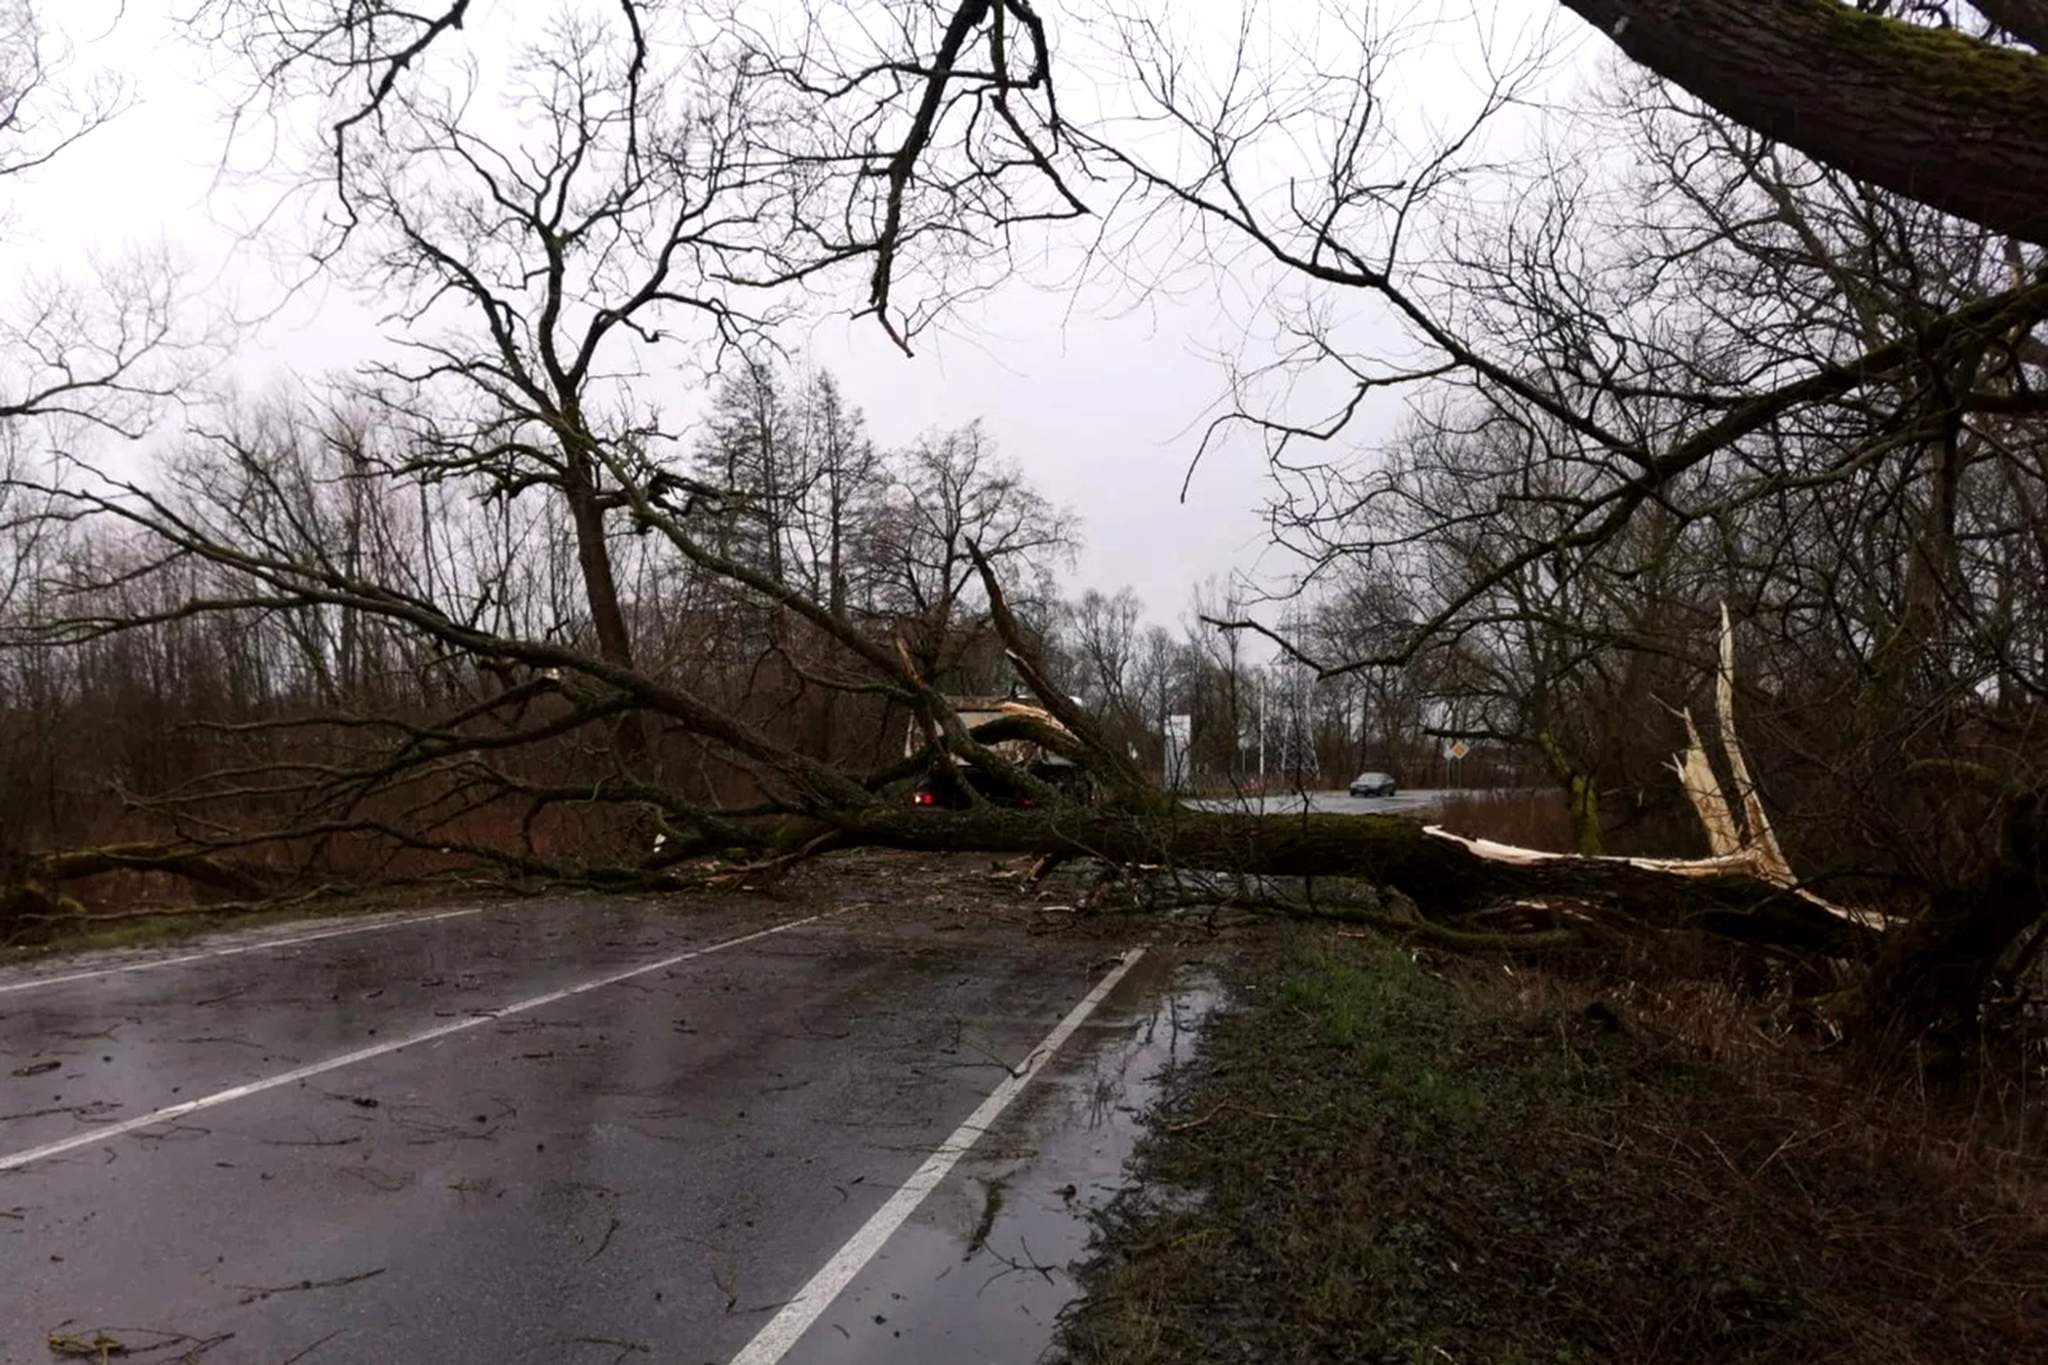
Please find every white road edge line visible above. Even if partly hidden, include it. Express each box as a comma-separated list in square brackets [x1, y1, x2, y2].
[0, 906, 491, 996]
[0, 911, 839, 1174]
[727, 946, 1147, 1365]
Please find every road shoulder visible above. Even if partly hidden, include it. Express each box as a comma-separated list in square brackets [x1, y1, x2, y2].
[1058, 928, 2048, 1363]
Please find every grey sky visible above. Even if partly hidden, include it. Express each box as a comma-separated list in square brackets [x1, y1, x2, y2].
[7, 0, 1591, 632]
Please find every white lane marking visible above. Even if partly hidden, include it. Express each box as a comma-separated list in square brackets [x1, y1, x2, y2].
[0, 907, 491, 997]
[0, 912, 838, 1174]
[727, 947, 1146, 1365]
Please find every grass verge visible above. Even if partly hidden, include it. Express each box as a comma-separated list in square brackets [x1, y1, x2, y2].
[1061, 930, 2048, 1363]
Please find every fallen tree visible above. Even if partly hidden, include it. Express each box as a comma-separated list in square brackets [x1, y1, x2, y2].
[0, 494, 1945, 1033]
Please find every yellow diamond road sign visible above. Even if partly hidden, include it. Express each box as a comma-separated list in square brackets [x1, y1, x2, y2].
[1448, 741, 1470, 760]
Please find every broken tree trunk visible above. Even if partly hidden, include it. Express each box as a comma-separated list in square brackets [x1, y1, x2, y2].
[1666, 604, 1802, 889]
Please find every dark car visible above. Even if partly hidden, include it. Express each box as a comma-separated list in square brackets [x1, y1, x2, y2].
[1348, 771, 1398, 798]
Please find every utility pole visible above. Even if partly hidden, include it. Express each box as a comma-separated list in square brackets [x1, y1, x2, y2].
[1257, 670, 1266, 787]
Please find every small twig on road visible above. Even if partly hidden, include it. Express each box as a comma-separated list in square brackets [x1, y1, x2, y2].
[334, 1165, 408, 1193]
[979, 1234, 1061, 1293]
[88, 1326, 234, 1361]
[711, 1260, 739, 1312]
[942, 1018, 1025, 1077]
[191, 984, 256, 1008]
[796, 1014, 850, 1040]
[232, 1268, 385, 1306]
[48, 1324, 229, 1362]
[159, 1329, 235, 1359]
[170, 1036, 270, 1050]
[584, 1215, 622, 1264]
[1, 1102, 121, 1124]
[557, 1336, 650, 1363]
[273, 1329, 343, 1365]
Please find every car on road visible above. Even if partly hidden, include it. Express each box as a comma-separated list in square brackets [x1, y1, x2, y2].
[1348, 771, 1398, 798]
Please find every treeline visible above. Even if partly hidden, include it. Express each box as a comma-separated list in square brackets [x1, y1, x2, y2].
[0, 365, 1457, 878]
[1, 373, 1051, 868]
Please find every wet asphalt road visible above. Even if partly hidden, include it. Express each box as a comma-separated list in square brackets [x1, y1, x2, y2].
[0, 891, 1213, 1364]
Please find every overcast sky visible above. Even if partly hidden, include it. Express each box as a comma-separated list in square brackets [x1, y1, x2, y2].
[8, 0, 1595, 633]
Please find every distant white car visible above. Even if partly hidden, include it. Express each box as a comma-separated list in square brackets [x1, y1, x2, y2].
[1348, 771, 1398, 798]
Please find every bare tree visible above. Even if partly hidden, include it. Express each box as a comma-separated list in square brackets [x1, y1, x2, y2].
[864, 420, 1077, 687]
[0, 0, 123, 180]
[1066, 587, 1143, 714]
[1095, 7, 2048, 1038]
[0, 3, 178, 436]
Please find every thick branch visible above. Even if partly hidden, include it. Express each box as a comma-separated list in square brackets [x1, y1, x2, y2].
[1561, 0, 2048, 243]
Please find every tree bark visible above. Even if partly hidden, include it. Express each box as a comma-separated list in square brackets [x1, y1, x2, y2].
[563, 465, 645, 760]
[1558, 0, 2048, 244]
[3, 844, 275, 943]
[1856, 786, 2048, 1042]
[565, 480, 635, 672]
[30, 844, 271, 896]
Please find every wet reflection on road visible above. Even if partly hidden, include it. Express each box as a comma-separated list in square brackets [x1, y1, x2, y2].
[777, 955, 1223, 1364]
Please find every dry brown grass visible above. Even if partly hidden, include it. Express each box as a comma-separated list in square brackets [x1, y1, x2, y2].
[1431, 786, 1579, 851]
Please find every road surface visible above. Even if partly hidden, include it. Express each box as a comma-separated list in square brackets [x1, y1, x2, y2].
[1, 883, 1213, 1364]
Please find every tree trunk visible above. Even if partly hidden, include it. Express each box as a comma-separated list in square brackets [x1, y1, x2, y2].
[563, 466, 644, 760]
[1538, 728, 1603, 857]
[565, 482, 635, 671]
[1856, 787, 2048, 1043]
[1558, 0, 2048, 244]
[801, 806, 1875, 958]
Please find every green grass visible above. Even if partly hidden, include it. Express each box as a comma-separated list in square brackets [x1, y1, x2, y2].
[1280, 942, 1485, 1130]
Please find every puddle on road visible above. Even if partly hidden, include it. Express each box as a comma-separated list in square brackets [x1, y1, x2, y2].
[783, 955, 1224, 1365]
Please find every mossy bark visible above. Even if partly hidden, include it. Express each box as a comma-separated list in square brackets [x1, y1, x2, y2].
[1560, 0, 2048, 243]
[31, 844, 269, 897]
[817, 805, 1873, 958]
[0, 881, 85, 944]
[1537, 729, 1604, 858]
